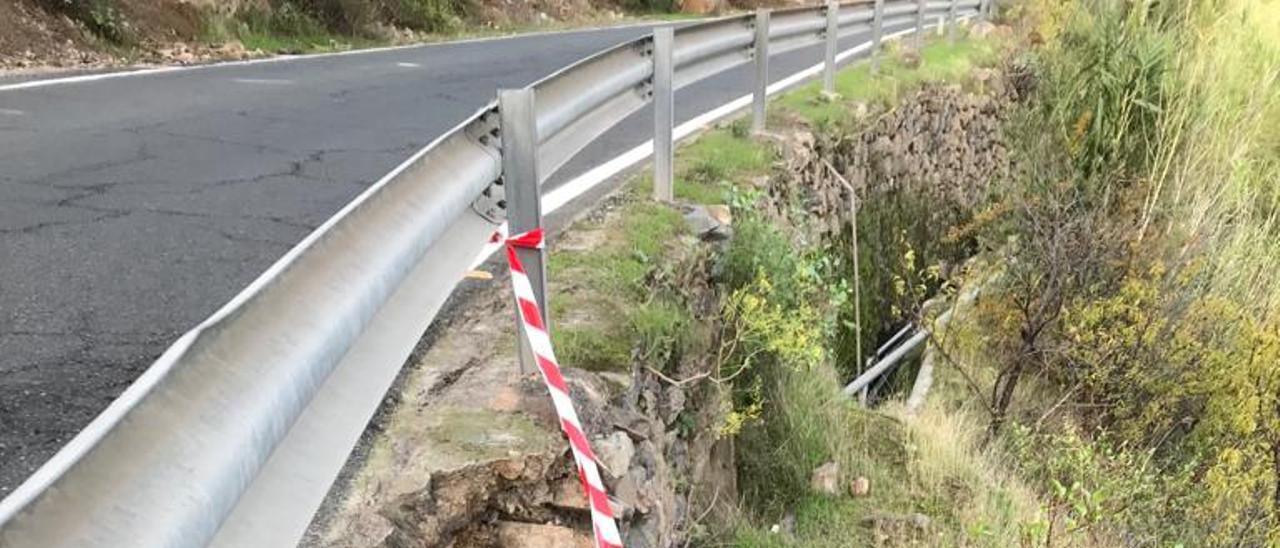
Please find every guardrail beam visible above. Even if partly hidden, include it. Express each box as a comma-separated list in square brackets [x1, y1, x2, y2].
[499, 88, 548, 373]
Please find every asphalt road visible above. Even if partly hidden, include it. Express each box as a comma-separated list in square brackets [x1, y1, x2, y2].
[0, 20, 902, 497]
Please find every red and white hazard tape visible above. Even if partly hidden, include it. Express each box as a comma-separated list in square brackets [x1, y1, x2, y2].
[495, 228, 623, 548]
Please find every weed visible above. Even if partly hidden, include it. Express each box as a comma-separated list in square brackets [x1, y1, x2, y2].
[37, 0, 133, 44]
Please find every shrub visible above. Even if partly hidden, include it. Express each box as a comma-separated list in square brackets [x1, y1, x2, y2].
[383, 0, 464, 33]
[37, 0, 133, 43]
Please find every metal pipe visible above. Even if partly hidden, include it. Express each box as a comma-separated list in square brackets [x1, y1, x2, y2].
[876, 323, 915, 357]
[842, 329, 928, 397]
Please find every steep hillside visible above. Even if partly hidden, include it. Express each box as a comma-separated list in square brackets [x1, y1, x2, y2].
[0, 0, 789, 72]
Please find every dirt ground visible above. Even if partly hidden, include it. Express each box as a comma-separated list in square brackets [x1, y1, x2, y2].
[0, 1, 111, 69]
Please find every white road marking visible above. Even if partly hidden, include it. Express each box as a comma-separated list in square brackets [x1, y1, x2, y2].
[0, 108, 25, 116]
[233, 78, 294, 85]
[396, 62, 421, 68]
[0, 21, 659, 93]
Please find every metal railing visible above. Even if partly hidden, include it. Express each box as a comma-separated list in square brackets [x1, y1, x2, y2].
[0, 0, 985, 546]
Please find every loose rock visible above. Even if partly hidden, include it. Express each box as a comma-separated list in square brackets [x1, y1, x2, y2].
[850, 476, 871, 497]
[594, 431, 635, 479]
[810, 461, 840, 495]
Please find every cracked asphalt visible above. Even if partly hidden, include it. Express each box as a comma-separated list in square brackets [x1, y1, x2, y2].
[0, 21, 895, 498]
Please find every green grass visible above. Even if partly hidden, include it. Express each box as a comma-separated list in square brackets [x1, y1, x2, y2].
[543, 22, 1021, 544]
[548, 187, 693, 373]
[674, 122, 774, 204]
[776, 33, 999, 126]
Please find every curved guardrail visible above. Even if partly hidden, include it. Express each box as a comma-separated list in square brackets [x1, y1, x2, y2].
[0, 1, 984, 546]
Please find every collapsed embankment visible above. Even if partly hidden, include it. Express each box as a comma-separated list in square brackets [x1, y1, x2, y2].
[307, 25, 1047, 547]
[306, 1, 1280, 543]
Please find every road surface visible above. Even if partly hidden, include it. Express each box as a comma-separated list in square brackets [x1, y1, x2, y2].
[0, 20, 900, 496]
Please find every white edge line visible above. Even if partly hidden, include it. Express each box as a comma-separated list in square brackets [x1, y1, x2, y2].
[0, 21, 661, 93]
[469, 22, 946, 267]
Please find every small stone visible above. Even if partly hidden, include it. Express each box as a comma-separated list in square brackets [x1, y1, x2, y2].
[594, 431, 635, 479]
[850, 101, 869, 120]
[810, 461, 840, 495]
[706, 204, 732, 226]
[850, 476, 871, 497]
[900, 49, 922, 69]
[493, 458, 526, 480]
[613, 472, 643, 512]
[550, 477, 589, 511]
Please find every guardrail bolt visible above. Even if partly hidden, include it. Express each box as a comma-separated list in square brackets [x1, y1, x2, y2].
[498, 88, 548, 374]
[652, 27, 675, 202]
[753, 9, 770, 133]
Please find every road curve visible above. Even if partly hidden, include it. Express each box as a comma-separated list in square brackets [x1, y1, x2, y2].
[0, 19, 900, 497]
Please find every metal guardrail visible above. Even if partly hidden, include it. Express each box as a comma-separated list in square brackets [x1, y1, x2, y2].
[0, 1, 986, 546]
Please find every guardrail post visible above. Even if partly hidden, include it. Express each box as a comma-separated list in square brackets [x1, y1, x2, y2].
[914, 0, 925, 49]
[823, 0, 838, 94]
[752, 9, 769, 133]
[653, 27, 674, 202]
[948, 0, 958, 42]
[499, 88, 547, 374]
[871, 0, 884, 75]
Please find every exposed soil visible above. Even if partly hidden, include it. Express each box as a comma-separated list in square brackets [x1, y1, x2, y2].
[0, 0, 799, 74]
[0, 1, 113, 69]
